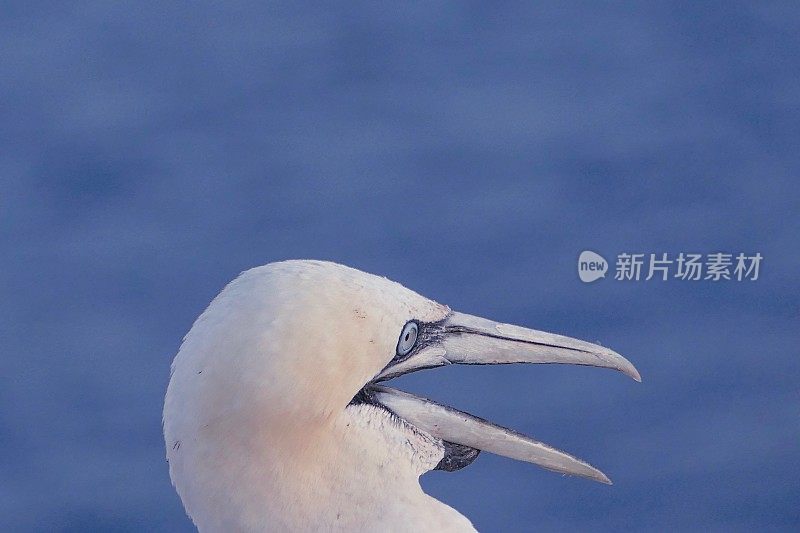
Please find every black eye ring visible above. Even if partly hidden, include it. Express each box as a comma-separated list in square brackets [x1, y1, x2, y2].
[396, 321, 419, 357]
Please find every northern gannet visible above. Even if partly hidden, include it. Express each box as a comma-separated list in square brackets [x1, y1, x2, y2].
[163, 260, 640, 531]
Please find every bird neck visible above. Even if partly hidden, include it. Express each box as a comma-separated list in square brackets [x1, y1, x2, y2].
[169, 402, 475, 532]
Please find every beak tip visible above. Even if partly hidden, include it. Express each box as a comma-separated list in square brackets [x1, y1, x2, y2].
[607, 351, 641, 383]
[582, 467, 612, 485]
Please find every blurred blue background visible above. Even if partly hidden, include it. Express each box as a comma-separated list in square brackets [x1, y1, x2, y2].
[2, 2, 799, 531]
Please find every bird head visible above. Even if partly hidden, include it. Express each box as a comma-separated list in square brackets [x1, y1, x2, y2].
[163, 260, 640, 529]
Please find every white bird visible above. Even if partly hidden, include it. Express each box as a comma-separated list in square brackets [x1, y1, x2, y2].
[163, 260, 640, 532]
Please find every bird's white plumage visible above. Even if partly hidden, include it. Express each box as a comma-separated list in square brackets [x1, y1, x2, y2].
[163, 261, 471, 531]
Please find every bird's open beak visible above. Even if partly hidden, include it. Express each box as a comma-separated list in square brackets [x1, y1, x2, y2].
[367, 311, 640, 484]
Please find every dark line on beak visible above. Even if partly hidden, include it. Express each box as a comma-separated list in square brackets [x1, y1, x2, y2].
[442, 325, 596, 354]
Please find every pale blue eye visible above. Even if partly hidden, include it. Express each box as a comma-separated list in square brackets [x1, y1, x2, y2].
[396, 322, 418, 356]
